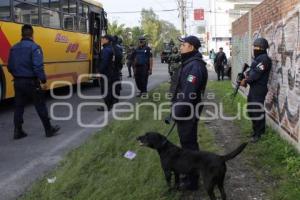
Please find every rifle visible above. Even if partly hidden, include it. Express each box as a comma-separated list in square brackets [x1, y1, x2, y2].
[232, 63, 250, 102]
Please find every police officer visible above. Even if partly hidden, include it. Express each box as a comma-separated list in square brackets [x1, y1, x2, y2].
[112, 35, 123, 103]
[126, 44, 135, 78]
[97, 35, 114, 111]
[172, 36, 208, 190]
[168, 46, 181, 95]
[214, 47, 227, 80]
[132, 36, 153, 97]
[7, 24, 60, 139]
[240, 37, 272, 143]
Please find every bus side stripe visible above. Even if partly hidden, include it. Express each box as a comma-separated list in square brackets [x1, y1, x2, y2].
[0, 28, 11, 64]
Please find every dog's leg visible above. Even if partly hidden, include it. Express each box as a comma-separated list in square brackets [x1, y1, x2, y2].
[205, 181, 216, 200]
[218, 183, 226, 200]
[163, 170, 172, 188]
[174, 172, 180, 189]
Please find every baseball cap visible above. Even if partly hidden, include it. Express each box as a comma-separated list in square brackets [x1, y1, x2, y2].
[178, 35, 201, 49]
[101, 35, 113, 41]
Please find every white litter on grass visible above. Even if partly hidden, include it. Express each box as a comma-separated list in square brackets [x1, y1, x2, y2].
[47, 177, 57, 184]
[124, 150, 137, 160]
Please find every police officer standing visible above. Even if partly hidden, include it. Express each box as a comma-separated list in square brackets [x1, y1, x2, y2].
[240, 38, 272, 143]
[132, 36, 153, 97]
[172, 36, 208, 190]
[214, 47, 227, 80]
[112, 35, 123, 103]
[97, 35, 114, 111]
[168, 46, 181, 95]
[126, 44, 135, 78]
[8, 24, 60, 139]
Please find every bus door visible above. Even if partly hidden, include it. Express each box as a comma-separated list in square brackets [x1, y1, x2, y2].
[89, 9, 107, 74]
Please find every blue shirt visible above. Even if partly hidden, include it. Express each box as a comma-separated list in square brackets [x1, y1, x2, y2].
[8, 38, 46, 83]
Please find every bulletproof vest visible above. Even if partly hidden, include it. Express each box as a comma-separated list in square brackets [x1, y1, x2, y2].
[112, 44, 123, 70]
[135, 47, 148, 66]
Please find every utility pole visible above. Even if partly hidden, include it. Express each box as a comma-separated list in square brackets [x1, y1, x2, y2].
[178, 0, 186, 36]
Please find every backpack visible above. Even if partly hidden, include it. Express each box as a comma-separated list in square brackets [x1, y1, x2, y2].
[135, 48, 148, 66]
[112, 44, 123, 70]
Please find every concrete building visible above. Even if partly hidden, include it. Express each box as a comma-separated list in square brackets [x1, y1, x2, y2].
[206, 0, 262, 56]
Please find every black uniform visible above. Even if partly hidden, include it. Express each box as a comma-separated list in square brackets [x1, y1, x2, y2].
[132, 45, 152, 94]
[8, 38, 59, 138]
[98, 43, 114, 109]
[112, 43, 123, 102]
[245, 53, 272, 138]
[214, 51, 227, 80]
[172, 51, 208, 188]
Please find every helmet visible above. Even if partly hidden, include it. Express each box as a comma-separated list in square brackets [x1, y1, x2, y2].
[253, 38, 269, 50]
[138, 36, 146, 41]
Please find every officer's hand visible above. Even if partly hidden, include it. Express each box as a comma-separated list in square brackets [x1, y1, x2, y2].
[240, 79, 247, 87]
[40, 83, 47, 90]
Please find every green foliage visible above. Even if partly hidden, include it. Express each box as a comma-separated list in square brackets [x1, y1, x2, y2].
[107, 9, 180, 53]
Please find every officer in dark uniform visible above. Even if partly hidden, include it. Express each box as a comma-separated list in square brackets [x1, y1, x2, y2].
[172, 35, 208, 190]
[112, 35, 123, 103]
[7, 24, 60, 139]
[214, 47, 227, 80]
[126, 44, 135, 78]
[97, 35, 114, 111]
[131, 36, 153, 97]
[240, 37, 272, 143]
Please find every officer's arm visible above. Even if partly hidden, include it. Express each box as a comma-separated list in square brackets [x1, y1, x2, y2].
[32, 46, 47, 83]
[246, 60, 269, 84]
[174, 65, 202, 118]
[149, 48, 153, 72]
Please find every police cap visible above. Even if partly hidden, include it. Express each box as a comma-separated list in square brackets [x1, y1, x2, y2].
[253, 37, 269, 50]
[178, 35, 201, 49]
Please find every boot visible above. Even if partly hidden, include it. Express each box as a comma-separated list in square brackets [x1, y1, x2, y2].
[14, 126, 28, 140]
[45, 125, 60, 137]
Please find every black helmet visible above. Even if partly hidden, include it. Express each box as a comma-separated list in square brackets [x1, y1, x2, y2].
[253, 38, 269, 50]
[138, 36, 146, 41]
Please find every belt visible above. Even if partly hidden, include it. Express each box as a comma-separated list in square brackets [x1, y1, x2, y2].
[14, 76, 37, 80]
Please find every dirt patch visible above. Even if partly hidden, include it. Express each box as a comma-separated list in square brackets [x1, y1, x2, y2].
[180, 91, 270, 200]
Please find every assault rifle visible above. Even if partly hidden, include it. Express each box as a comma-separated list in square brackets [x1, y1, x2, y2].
[232, 63, 250, 102]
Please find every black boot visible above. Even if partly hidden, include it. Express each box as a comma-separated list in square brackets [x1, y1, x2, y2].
[45, 125, 60, 137]
[14, 126, 28, 140]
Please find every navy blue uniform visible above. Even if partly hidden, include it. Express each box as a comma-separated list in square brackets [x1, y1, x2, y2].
[245, 53, 272, 138]
[214, 52, 227, 80]
[98, 43, 115, 109]
[112, 44, 123, 100]
[8, 38, 51, 130]
[172, 51, 208, 188]
[132, 46, 152, 93]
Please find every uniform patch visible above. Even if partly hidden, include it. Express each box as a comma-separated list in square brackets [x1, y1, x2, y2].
[256, 63, 265, 71]
[187, 75, 197, 84]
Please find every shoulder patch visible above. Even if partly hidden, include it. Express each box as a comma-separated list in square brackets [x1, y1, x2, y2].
[256, 62, 265, 71]
[187, 75, 197, 84]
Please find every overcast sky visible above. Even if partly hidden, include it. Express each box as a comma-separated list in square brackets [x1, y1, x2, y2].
[99, 0, 209, 34]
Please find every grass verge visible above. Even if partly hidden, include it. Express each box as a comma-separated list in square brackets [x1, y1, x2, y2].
[207, 80, 300, 200]
[21, 83, 216, 200]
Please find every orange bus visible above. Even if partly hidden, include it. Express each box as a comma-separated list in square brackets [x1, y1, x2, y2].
[0, 0, 108, 101]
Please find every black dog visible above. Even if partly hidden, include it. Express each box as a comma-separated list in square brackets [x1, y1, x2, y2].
[137, 132, 248, 200]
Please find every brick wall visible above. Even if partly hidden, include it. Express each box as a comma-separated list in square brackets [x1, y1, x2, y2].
[232, 0, 300, 151]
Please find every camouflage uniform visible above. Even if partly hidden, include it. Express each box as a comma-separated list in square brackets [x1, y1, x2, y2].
[168, 49, 181, 95]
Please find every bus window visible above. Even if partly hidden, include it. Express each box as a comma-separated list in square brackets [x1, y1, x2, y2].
[63, 14, 75, 31]
[78, 17, 88, 33]
[14, 1, 39, 25]
[0, 0, 11, 21]
[41, 0, 60, 12]
[41, 8, 61, 29]
[62, 0, 76, 14]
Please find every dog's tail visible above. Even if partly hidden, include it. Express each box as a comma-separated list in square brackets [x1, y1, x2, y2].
[221, 142, 248, 162]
